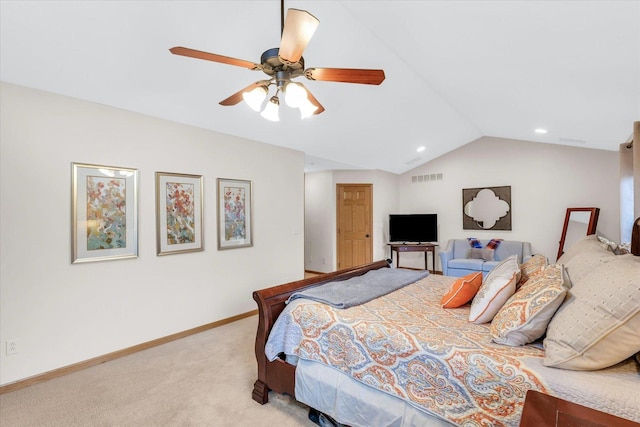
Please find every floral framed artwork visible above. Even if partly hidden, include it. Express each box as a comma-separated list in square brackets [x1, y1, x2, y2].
[155, 172, 204, 255]
[71, 162, 139, 263]
[217, 178, 253, 250]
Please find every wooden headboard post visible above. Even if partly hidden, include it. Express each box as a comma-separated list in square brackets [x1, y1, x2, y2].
[631, 217, 640, 256]
[251, 260, 391, 404]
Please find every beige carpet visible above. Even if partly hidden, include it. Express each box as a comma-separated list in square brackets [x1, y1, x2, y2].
[0, 315, 315, 426]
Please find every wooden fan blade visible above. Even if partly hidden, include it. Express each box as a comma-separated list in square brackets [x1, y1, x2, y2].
[305, 68, 385, 85]
[170, 46, 261, 70]
[219, 81, 269, 106]
[303, 87, 325, 115]
[278, 9, 319, 65]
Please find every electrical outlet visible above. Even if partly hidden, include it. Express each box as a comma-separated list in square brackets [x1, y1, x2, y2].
[6, 340, 18, 355]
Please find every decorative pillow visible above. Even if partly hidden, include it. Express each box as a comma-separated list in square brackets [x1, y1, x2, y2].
[598, 235, 632, 255]
[490, 264, 570, 346]
[467, 237, 483, 248]
[468, 248, 495, 261]
[518, 254, 548, 287]
[441, 272, 483, 308]
[544, 254, 640, 370]
[558, 235, 616, 285]
[469, 255, 521, 324]
[485, 238, 503, 250]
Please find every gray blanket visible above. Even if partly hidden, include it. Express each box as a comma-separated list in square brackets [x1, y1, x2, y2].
[287, 268, 429, 309]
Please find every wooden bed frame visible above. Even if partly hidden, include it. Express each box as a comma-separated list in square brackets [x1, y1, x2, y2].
[252, 217, 640, 405]
[252, 259, 391, 404]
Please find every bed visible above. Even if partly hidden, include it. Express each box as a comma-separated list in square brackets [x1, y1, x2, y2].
[252, 218, 640, 426]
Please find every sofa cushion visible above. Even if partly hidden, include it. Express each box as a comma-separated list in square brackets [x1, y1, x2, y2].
[482, 261, 499, 272]
[448, 258, 486, 270]
[490, 263, 570, 346]
[494, 240, 524, 262]
[469, 255, 520, 324]
[544, 254, 640, 370]
[469, 248, 495, 261]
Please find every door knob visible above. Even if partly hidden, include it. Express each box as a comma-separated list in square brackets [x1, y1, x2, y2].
[366, 234, 370, 238]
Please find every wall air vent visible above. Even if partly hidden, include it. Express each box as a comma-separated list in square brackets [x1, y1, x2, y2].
[411, 173, 443, 183]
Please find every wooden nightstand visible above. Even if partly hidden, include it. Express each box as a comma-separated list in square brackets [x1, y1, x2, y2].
[519, 390, 640, 427]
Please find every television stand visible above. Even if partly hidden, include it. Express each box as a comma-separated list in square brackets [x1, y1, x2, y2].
[388, 243, 438, 273]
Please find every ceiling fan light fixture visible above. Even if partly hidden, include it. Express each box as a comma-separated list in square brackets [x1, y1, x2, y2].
[284, 82, 307, 108]
[242, 85, 268, 111]
[278, 9, 319, 65]
[261, 96, 280, 122]
[299, 97, 318, 119]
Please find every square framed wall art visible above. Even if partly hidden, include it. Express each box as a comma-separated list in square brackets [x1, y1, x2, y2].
[217, 178, 252, 250]
[71, 162, 139, 263]
[155, 172, 204, 255]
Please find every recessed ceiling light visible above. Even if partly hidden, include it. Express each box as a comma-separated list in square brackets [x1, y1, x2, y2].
[416, 146, 426, 152]
[535, 128, 548, 134]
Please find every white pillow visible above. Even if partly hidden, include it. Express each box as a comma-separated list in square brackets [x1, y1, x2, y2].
[558, 235, 615, 284]
[491, 264, 570, 346]
[544, 254, 640, 370]
[469, 255, 521, 324]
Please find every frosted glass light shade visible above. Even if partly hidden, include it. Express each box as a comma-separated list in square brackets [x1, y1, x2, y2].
[260, 96, 280, 122]
[284, 82, 307, 108]
[242, 86, 267, 111]
[299, 97, 318, 119]
[279, 9, 319, 64]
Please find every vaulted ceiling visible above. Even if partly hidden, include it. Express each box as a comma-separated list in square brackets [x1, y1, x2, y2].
[1, 1, 638, 174]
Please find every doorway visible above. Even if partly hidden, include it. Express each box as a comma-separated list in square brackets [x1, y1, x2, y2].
[336, 184, 373, 269]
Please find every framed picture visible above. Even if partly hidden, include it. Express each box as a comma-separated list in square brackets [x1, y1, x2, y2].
[155, 172, 204, 256]
[217, 178, 253, 250]
[71, 162, 138, 263]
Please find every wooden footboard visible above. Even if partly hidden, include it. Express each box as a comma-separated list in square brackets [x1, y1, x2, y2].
[251, 260, 391, 404]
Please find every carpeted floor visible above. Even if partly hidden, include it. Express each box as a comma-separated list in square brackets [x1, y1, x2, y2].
[0, 315, 316, 426]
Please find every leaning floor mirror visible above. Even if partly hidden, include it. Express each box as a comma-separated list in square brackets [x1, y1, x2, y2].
[557, 207, 600, 261]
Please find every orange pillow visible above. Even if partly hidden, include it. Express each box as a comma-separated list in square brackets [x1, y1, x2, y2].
[441, 272, 483, 308]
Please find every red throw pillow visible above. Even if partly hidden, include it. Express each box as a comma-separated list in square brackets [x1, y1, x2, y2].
[441, 272, 483, 308]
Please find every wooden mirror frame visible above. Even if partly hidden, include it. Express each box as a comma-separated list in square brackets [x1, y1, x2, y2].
[557, 207, 600, 261]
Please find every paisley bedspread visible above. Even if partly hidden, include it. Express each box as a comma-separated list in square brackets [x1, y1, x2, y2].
[265, 274, 549, 427]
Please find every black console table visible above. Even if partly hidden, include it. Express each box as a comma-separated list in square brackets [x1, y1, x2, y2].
[388, 243, 438, 273]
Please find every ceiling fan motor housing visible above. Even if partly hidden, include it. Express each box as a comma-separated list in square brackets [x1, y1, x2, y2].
[260, 48, 305, 79]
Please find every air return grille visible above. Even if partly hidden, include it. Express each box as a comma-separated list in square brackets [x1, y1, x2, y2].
[411, 173, 443, 183]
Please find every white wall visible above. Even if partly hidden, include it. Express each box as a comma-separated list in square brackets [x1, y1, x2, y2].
[305, 137, 620, 273]
[304, 169, 399, 273]
[398, 136, 619, 269]
[0, 83, 305, 385]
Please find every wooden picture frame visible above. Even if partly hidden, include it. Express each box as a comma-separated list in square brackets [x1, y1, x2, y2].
[155, 172, 204, 256]
[217, 178, 252, 250]
[556, 207, 600, 261]
[71, 162, 138, 263]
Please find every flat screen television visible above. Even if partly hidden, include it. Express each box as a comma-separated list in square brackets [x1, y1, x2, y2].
[389, 214, 437, 243]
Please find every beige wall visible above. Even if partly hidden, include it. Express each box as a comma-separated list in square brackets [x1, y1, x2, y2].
[0, 83, 305, 385]
[305, 137, 620, 273]
[304, 169, 399, 273]
[398, 137, 619, 268]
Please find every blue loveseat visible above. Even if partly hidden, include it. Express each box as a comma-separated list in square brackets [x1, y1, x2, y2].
[439, 239, 532, 277]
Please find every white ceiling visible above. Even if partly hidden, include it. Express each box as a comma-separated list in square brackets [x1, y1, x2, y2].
[1, 1, 638, 174]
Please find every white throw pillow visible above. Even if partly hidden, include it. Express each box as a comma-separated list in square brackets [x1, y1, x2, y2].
[558, 235, 615, 285]
[491, 264, 570, 346]
[469, 255, 521, 324]
[544, 254, 640, 370]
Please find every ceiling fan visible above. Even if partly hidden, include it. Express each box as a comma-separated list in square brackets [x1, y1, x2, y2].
[169, 0, 385, 121]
